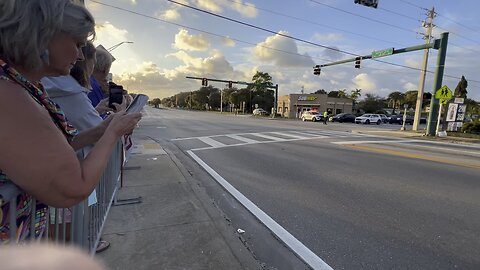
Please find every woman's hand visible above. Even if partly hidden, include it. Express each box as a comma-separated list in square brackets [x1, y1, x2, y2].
[95, 98, 113, 114]
[106, 110, 142, 137]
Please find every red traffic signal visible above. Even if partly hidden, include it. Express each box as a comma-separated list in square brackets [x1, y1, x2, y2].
[313, 65, 321, 76]
[228, 81, 233, 88]
[202, 78, 208, 86]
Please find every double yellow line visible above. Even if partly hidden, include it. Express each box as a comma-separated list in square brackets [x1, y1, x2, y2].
[344, 144, 480, 170]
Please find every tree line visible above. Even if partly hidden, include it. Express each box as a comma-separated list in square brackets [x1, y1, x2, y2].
[148, 74, 478, 119]
[155, 71, 275, 113]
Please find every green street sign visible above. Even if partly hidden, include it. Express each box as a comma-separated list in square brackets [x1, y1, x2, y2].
[372, 47, 394, 58]
[237, 81, 249, 85]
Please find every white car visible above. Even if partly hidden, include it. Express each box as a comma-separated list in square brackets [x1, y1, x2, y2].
[301, 111, 322, 122]
[253, 108, 268, 116]
[355, 114, 383, 125]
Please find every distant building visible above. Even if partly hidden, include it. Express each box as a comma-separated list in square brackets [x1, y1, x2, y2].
[277, 94, 353, 118]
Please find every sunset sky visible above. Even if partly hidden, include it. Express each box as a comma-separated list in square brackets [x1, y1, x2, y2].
[86, 0, 480, 100]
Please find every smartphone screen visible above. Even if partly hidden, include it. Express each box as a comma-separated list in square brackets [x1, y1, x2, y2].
[109, 87, 123, 109]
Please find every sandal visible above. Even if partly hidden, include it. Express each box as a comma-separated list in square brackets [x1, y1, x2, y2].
[96, 240, 110, 253]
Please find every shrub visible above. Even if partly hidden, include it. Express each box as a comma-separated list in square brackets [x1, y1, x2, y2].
[462, 120, 480, 134]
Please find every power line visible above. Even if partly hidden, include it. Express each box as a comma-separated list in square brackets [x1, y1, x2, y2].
[88, 0, 333, 62]
[436, 13, 480, 34]
[166, 0, 358, 57]
[436, 26, 480, 46]
[448, 42, 480, 55]
[221, 0, 408, 47]
[308, 0, 415, 34]
[90, 0, 480, 85]
[396, 1, 480, 44]
[378, 7, 420, 22]
[398, 0, 427, 11]
[167, 0, 480, 83]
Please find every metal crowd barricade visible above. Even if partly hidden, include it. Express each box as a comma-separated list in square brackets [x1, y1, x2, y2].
[2, 140, 124, 255]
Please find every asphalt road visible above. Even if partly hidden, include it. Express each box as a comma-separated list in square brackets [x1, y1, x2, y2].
[140, 107, 480, 270]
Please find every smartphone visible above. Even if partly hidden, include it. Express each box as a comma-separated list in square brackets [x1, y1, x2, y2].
[109, 86, 123, 109]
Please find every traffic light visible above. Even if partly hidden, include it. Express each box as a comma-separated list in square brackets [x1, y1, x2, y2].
[354, 0, 378, 9]
[228, 81, 233, 88]
[354, 57, 361, 69]
[423, 92, 432, 100]
[313, 65, 321, 76]
[202, 78, 208, 86]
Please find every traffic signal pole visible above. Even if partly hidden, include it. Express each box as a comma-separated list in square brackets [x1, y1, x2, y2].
[314, 33, 448, 136]
[186, 76, 279, 118]
[316, 42, 437, 70]
[426, 32, 449, 136]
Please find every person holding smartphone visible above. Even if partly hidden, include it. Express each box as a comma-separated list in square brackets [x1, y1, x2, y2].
[0, 0, 142, 245]
[42, 42, 135, 252]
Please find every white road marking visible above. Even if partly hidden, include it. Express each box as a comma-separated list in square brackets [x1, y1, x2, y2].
[198, 137, 226, 148]
[334, 140, 480, 155]
[226, 134, 259, 144]
[187, 150, 334, 270]
[172, 130, 360, 142]
[269, 132, 310, 139]
[333, 139, 480, 156]
[332, 140, 418, 145]
[252, 133, 286, 141]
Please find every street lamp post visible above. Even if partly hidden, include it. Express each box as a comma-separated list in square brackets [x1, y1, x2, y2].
[106, 41, 133, 52]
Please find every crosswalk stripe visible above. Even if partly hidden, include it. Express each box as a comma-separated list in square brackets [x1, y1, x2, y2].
[269, 132, 309, 139]
[226, 134, 259, 144]
[302, 130, 357, 137]
[198, 137, 226, 148]
[289, 131, 327, 137]
[251, 133, 286, 141]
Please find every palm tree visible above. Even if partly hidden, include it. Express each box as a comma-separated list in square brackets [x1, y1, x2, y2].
[387, 91, 405, 113]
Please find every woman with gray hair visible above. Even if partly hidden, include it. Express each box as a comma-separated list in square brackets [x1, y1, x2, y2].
[0, 0, 142, 243]
[89, 46, 113, 108]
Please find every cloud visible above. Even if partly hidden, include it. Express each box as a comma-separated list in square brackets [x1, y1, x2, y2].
[321, 46, 344, 61]
[86, 1, 101, 12]
[253, 31, 315, 67]
[313, 33, 343, 42]
[159, 9, 181, 20]
[403, 82, 417, 91]
[233, 1, 258, 18]
[113, 51, 236, 98]
[173, 29, 210, 51]
[94, 22, 130, 48]
[196, 0, 223, 12]
[352, 73, 376, 92]
[222, 37, 236, 47]
[404, 57, 422, 69]
[167, 50, 234, 75]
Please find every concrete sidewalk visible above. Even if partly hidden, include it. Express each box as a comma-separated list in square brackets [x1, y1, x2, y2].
[97, 137, 262, 270]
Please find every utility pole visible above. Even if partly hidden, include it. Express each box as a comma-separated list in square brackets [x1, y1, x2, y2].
[413, 7, 435, 131]
[220, 87, 223, 113]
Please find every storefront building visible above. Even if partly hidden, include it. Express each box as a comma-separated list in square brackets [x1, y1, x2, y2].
[277, 94, 353, 118]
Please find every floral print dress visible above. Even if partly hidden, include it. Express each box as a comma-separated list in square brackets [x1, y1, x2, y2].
[0, 59, 78, 243]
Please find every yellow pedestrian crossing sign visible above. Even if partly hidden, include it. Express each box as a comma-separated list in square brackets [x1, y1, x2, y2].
[435, 85, 452, 101]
